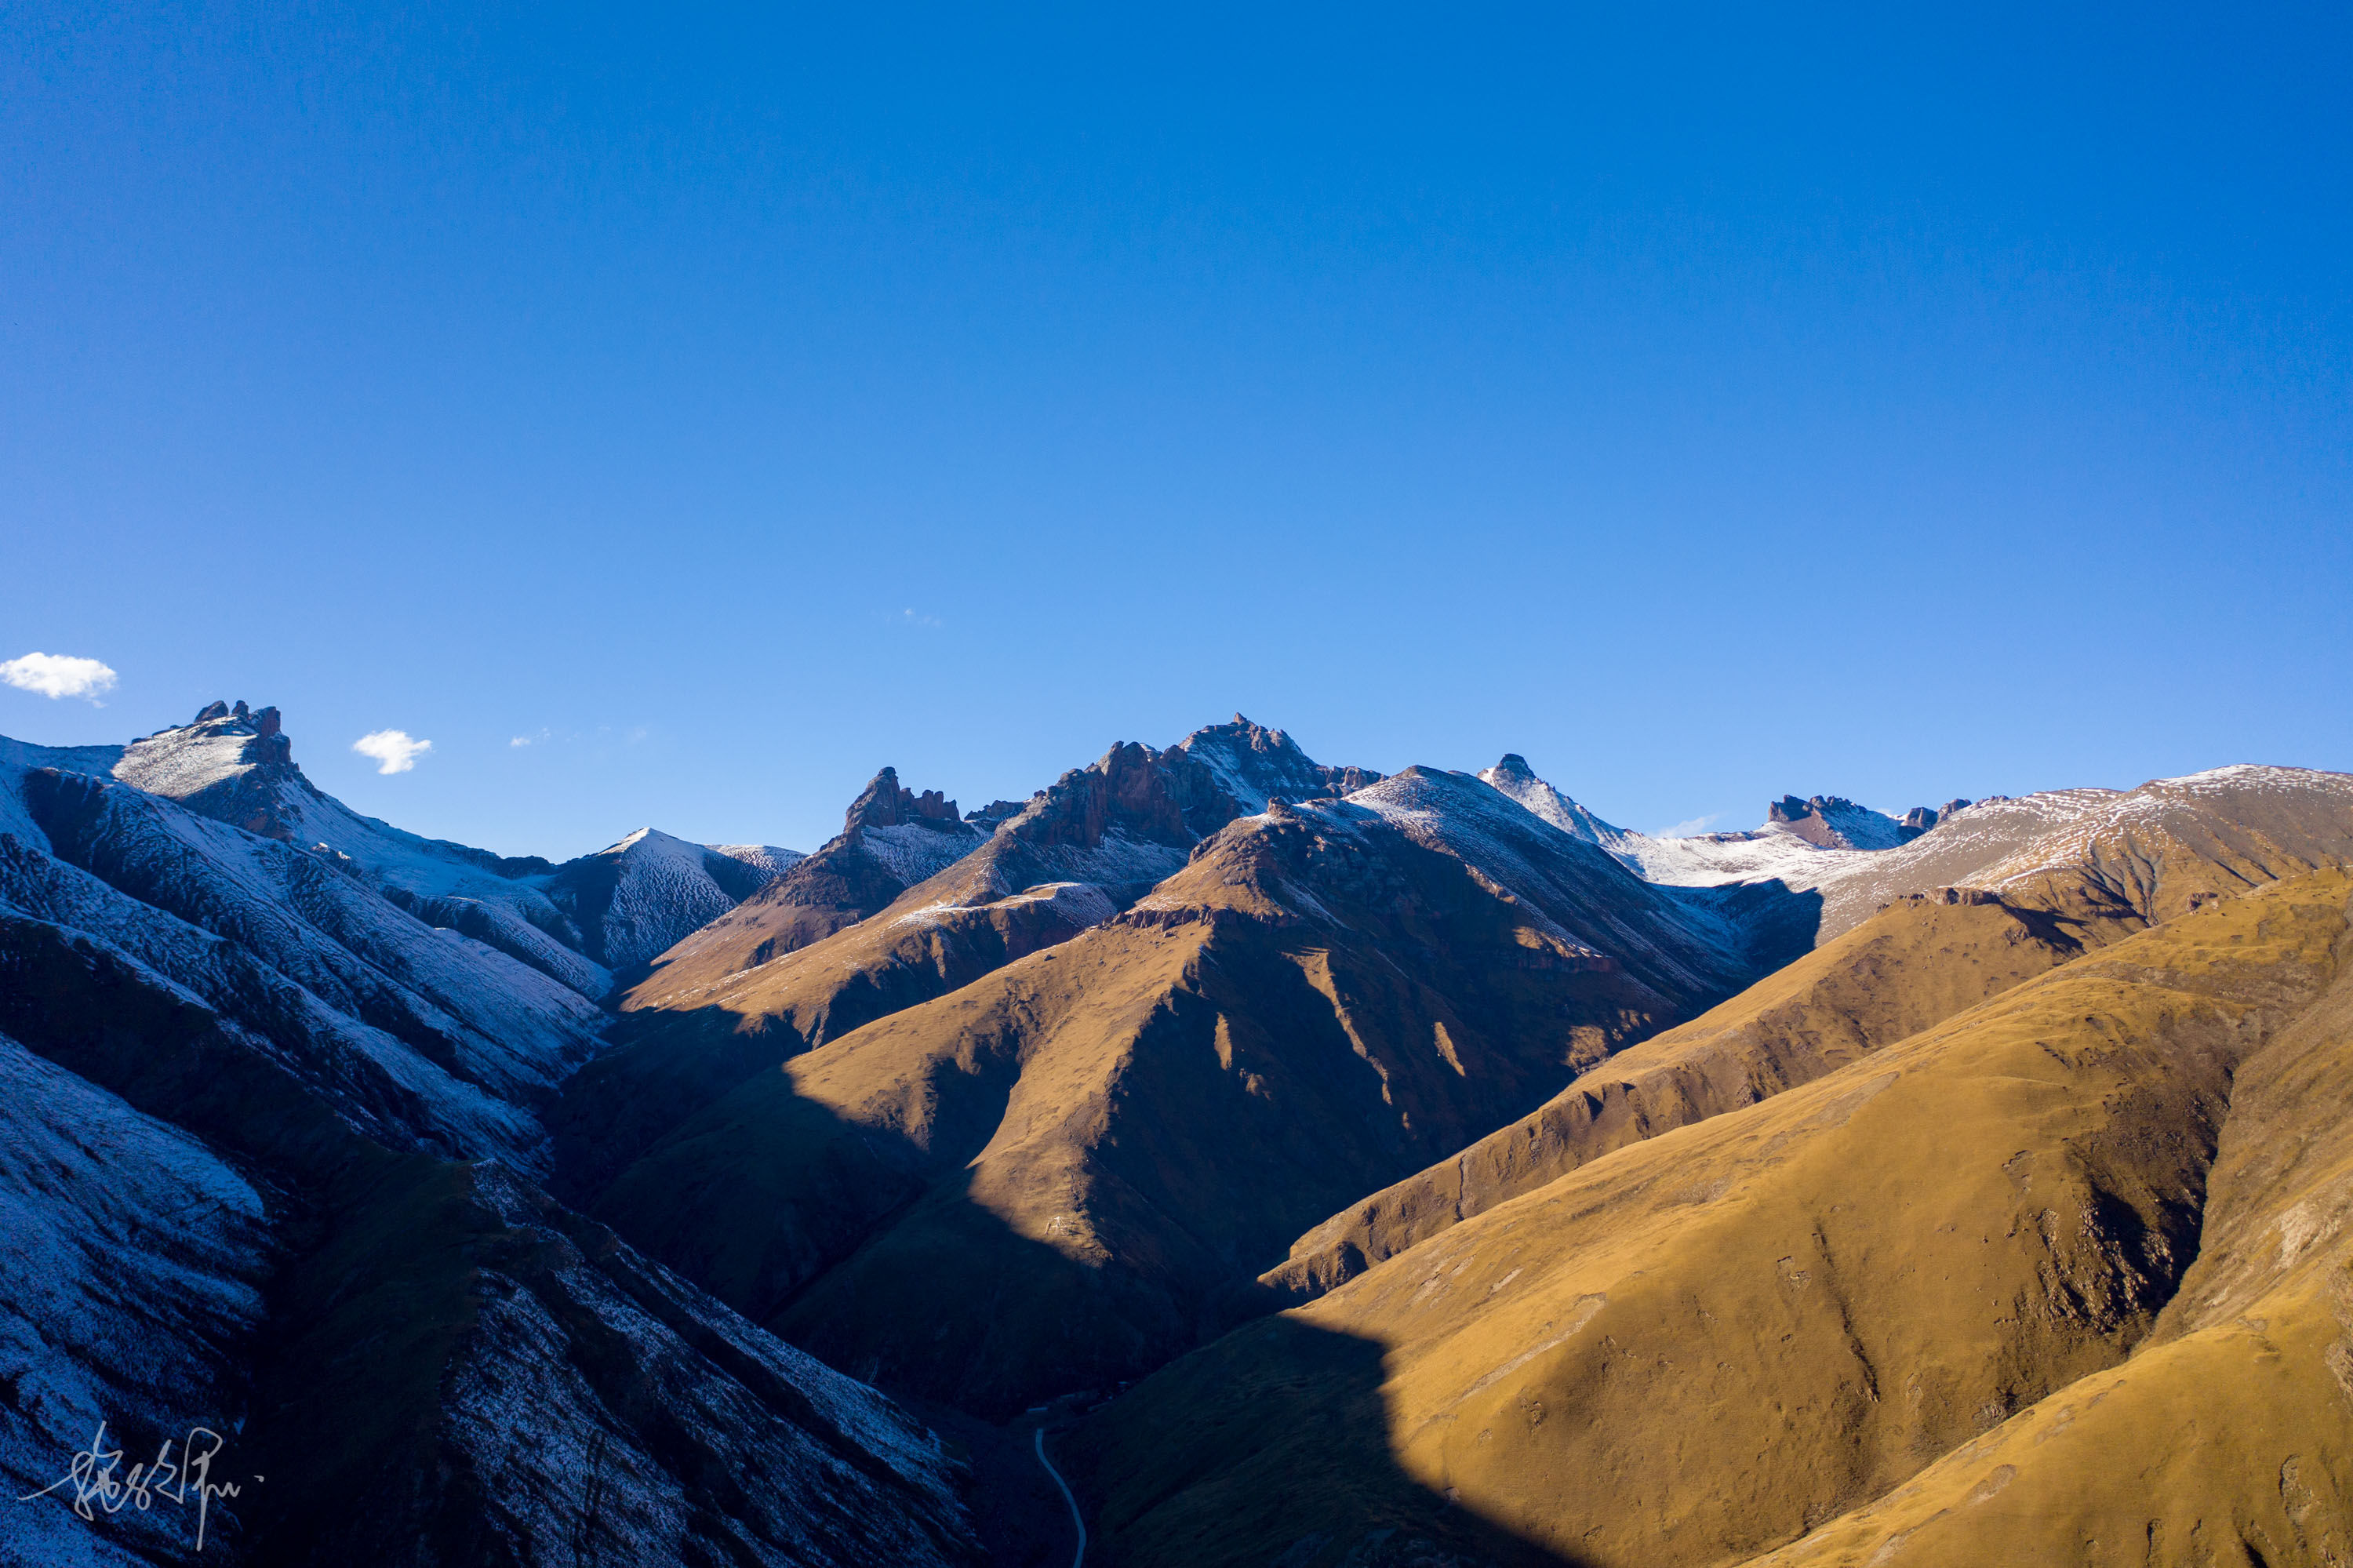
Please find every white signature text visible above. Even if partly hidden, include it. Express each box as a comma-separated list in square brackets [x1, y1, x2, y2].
[18, 1420, 254, 1552]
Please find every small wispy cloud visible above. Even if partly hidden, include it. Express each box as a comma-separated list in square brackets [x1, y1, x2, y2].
[510, 728, 553, 748]
[898, 608, 942, 628]
[1, 651, 118, 704]
[354, 729, 432, 774]
[1653, 813, 1722, 839]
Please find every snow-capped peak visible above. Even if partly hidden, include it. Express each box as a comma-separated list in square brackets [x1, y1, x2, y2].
[111, 700, 299, 832]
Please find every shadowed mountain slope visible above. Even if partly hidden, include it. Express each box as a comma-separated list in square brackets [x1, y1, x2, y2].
[1067, 871, 2353, 1568]
[0, 719, 982, 1566]
[578, 767, 1766, 1416]
[1175, 713, 1383, 810]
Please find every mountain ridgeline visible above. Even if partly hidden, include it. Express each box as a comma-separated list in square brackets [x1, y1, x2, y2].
[4, 700, 2351, 1567]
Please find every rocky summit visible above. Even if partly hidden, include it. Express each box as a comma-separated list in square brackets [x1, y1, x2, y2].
[5, 704, 2351, 1567]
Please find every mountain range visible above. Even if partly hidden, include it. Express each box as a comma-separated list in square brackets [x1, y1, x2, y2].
[4, 700, 2349, 1566]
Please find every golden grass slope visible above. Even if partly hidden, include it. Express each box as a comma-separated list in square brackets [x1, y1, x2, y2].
[1070, 871, 2353, 1568]
[1271, 889, 2134, 1302]
[1738, 877, 2353, 1568]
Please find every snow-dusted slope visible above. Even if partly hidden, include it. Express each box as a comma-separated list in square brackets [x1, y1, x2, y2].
[16, 766, 606, 1106]
[0, 839, 546, 1162]
[533, 828, 806, 970]
[1476, 753, 1639, 849]
[0, 940, 983, 1564]
[111, 704, 615, 994]
[0, 711, 985, 1566]
[1791, 763, 2353, 937]
[711, 842, 807, 878]
[1475, 752, 1932, 888]
[105, 703, 802, 994]
[1606, 819, 1853, 886]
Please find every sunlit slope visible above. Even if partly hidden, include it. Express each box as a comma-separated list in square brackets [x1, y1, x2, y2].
[587, 781, 1747, 1415]
[1270, 774, 2353, 1304]
[1271, 889, 2133, 1301]
[1737, 881, 2353, 1567]
[1071, 872, 2351, 1568]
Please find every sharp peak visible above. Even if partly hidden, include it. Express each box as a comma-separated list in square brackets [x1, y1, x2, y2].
[1174, 714, 1313, 765]
[845, 765, 962, 831]
[607, 826, 687, 851]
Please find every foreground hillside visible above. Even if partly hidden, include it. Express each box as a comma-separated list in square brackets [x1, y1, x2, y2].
[1067, 870, 2353, 1567]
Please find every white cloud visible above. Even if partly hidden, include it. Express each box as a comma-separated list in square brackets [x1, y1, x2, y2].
[898, 608, 942, 628]
[1, 651, 118, 703]
[1653, 813, 1722, 839]
[353, 729, 432, 774]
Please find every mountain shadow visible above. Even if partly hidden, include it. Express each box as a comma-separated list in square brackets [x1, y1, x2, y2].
[1063, 1314, 1588, 1568]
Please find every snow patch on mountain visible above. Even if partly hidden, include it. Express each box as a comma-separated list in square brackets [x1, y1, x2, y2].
[1478, 754, 1908, 890]
[112, 719, 259, 801]
[1606, 822, 1851, 886]
[1176, 716, 1337, 811]
[0, 868, 549, 1164]
[532, 828, 805, 971]
[711, 843, 806, 877]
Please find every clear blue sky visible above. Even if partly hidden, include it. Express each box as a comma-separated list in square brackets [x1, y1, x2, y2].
[5, 3, 2349, 858]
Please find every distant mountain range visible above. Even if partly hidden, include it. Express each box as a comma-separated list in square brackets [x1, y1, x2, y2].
[5, 698, 2350, 1566]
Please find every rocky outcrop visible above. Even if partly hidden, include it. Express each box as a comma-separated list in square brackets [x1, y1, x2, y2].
[1765, 792, 1915, 851]
[846, 767, 963, 831]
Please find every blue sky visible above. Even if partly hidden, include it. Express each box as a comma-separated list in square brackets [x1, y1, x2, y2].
[5, 3, 2349, 858]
